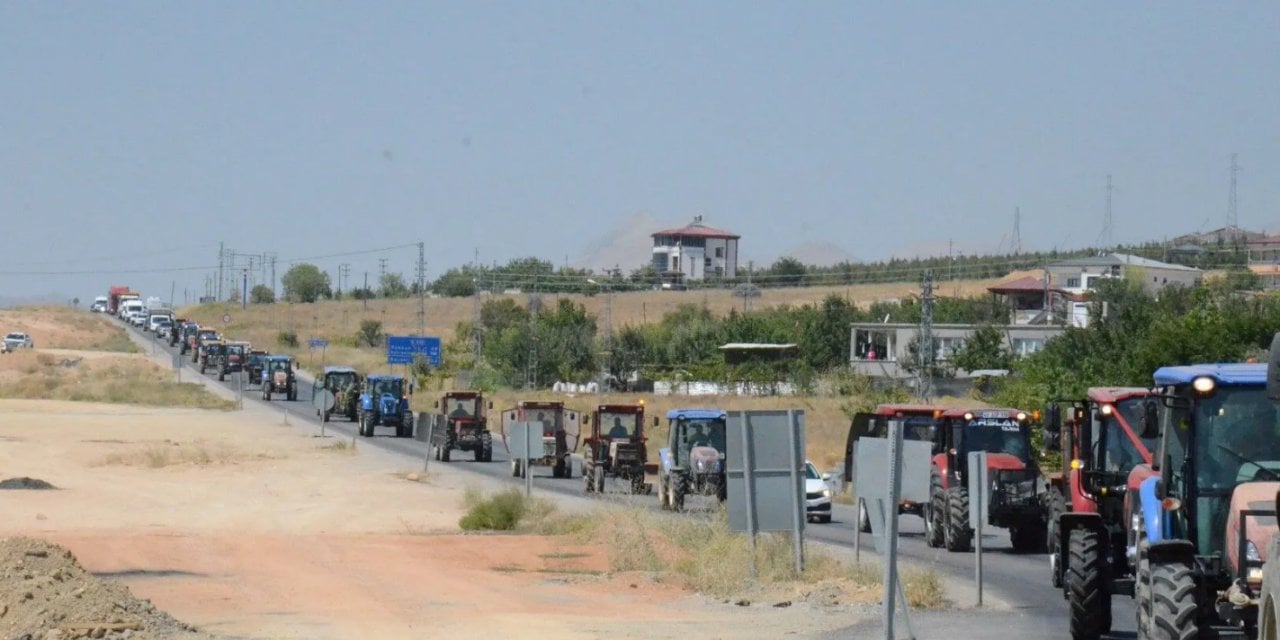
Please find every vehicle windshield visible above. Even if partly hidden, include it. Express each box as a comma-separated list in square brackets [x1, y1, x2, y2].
[1194, 387, 1280, 490]
[199, 331, 218, 340]
[961, 417, 1029, 459]
[328, 372, 357, 389]
[227, 345, 244, 355]
[371, 378, 402, 397]
[599, 412, 639, 438]
[446, 397, 478, 418]
[677, 418, 726, 454]
[1115, 397, 1159, 453]
[269, 359, 290, 372]
[6, 333, 22, 340]
[805, 462, 820, 480]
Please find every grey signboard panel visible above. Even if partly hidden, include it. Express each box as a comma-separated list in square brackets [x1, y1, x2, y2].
[727, 410, 805, 534]
[506, 422, 539, 460]
[855, 434, 934, 553]
[968, 452, 990, 534]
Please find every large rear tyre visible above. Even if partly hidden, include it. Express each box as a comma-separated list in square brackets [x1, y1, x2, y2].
[925, 474, 945, 548]
[1046, 488, 1067, 588]
[441, 445, 451, 462]
[858, 499, 872, 533]
[583, 463, 595, 494]
[594, 464, 605, 493]
[671, 473, 688, 512]
[944, 486, 973, 552]
[511, 459, 521, 477]
[480, 432, 493, 462]
[1067, 527, 1112, 640]
[1145, 557, 1198, 640]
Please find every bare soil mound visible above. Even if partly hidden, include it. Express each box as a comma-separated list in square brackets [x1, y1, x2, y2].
[0, 537, 212, 639]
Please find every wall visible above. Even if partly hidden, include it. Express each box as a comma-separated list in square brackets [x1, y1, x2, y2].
[848, 323, 1066, 378]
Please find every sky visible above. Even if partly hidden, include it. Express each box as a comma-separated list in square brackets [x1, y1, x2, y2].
[2, 2, 1278, 303]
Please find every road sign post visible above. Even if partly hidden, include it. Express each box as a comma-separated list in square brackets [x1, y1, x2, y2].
[507, 422, 539, 498]
[421, 413, 434, 473]
[968, 451, 989, 607]
[313, 389, 335, 438]
[727, 410, 806, 577]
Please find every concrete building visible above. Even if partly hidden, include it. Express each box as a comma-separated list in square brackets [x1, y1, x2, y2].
[849, 322, 1065, 378]
[1047, 253, 1202, 295]
[651, 216, 739, 283]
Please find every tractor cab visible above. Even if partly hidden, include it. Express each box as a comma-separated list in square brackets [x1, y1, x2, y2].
[430, 391, 494, 462]
[581, 403, 650, 495]
[939, 408, 1035, 482]
[589, 403, 646, 442]
[501, 401, 580, 478]
[319, 366, 360, 394]
[440, 391, 487, 424]
[658, 409, 728, 510]
[844, 404, 946, 486]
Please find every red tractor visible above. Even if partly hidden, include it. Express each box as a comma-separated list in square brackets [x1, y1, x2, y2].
[582, 402, 653, 495]
[431, 391, 494, 462]
[926, 407, 1045, 553]
[500, 401, 581, 479]
[1042, 387, 1156, 635]
[844, 404, 948, 532]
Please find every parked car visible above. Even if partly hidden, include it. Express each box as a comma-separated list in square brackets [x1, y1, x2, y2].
[155, 318, 174, 338]
[805, 460, 832, 524]
[4, 332, 33, 351]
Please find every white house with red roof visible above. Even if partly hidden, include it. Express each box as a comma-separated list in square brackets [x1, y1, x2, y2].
[650, 216, 740, 282]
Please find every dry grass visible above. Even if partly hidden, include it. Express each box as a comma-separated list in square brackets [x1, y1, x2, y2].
[318, 439, 358, 455]
[0, 351, 235, 410]
[97, 439, 268, 468]
[176, 276, 1017, 376]
[0, 306, 138, 353]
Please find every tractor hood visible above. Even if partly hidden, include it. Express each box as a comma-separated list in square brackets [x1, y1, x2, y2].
[1225, 481, 1280, 584]
[378, 394, 401, 415]
[984, 453, 1027, 472]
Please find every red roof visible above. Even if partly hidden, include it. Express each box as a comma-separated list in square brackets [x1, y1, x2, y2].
[987, 276, 1049, 294]
[652, 222, 740, 240]
[1250, 236, 1280, 246]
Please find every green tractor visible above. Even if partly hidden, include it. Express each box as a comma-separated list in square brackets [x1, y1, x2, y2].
[314, 365, 361, 422]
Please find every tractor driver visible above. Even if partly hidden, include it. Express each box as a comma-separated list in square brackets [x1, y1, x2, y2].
[608, 416, 629, 439]
[451, 401, 472, 419]
[687, 422, 710, 449]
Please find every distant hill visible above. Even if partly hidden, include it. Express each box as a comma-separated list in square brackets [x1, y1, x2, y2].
[574, 211, 658, 273]
[778, 241, 857, 267]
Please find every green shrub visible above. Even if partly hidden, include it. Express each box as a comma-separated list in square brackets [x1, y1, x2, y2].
[357, 320, 384, 347]
[277, 329, 299, 348]
[458, 488, 526, 531]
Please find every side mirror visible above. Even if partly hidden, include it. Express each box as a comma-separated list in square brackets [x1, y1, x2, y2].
[1268, 333, 1280, 401]
[1044, 404, 1062, 452]
[1140, 399, 1160, 439]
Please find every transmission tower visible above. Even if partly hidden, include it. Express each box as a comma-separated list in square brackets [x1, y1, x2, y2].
[1100, 174, 1115, 248]
[416, 242, 426, 336]
[917, 270, 935, 402]
[1012, 207, 1022, 255]
[1228, 153, 1240, 229]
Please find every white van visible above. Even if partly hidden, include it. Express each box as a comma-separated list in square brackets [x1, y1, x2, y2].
[120, 300, 144, 323]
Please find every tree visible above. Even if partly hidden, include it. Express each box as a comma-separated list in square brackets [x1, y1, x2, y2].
[432, 267, 479, 297]
[250, 285, 276, 304]
[769, 257, 808, 286]
[357, 320, 384, 347]
[950, 325, 1013, 372]
[380, 273, 410, 298]
[281, 264, 331, 303]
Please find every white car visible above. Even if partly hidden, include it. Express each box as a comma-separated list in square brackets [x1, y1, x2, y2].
[4, 332, 33, 351]
[154, 318, 174, 337]
[804, 460, 832, 523]
[147, 314, 171, 333]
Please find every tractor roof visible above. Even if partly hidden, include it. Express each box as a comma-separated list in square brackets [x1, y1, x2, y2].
[874, 404, 943, 416]
[598, 403, 644, 413]
[366, 374, 404, 382]
[941, 407, 1026, 418]
[265, 355, 292, 362]
[1154, 363, 1266, 387]
[667, 409, 726, 420]
[1087, 387, 1151, 403]
[323, 366, 357, 374]
[519, 401, 564, 409]
[444, 390, 481, 398]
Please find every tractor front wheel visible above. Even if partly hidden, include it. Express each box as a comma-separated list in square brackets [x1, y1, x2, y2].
[511, 459, 521, 477]
[1067, 527, 1111, 640]
[944, 486, 973, 552]
[441, 444, 451, 462]
[1145, 556, 1198, 640]
[1046, 488, 1067, 588]
[583, 463, 595, 494]
[925, 474, 945, 548]
[480, 432, 493, 462]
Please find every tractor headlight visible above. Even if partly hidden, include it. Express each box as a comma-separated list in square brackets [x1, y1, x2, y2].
[1247, 540, 1262, 563]
[1192, 376, 1216, 395]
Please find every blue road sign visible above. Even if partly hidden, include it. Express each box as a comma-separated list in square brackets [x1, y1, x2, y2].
[387, 336, 441, 366]
[308, 338, 329, 350]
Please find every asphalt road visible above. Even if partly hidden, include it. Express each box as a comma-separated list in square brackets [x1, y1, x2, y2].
[130, 320, 1139, 638]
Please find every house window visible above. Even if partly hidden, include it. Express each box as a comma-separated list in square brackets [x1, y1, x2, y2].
[934, 337, 964, 361]
[670, 257, 678, 271]
[715, 247, 724, 258]
[704, 258, 711, 268]
[1012, 339, 1044, 357]
[1066, 277, 1081, 288]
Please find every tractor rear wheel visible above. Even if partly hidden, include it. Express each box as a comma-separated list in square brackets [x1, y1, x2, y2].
[511, 459, 520, 477]
[630, 475, 645, 495]
[433, 445, 441, 461]
[1067, 527, 1111, 640]
[594, 464, 605, 493]
[583, 463, 595, 493]
[322, 410, 330, 423]
[1046, 488, 1067, 588]
[480, 432, 492, 462]
[219, 371, 225, 382]
[944, 486, 973, 552]
[1146, 556, 1198, 640]
[441, 444, 451, 462]
[671, 473, 688, 512]
[925, 474, 945, 548]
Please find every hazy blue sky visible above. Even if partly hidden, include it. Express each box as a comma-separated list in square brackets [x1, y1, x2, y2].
[2, 2, 1277, 302]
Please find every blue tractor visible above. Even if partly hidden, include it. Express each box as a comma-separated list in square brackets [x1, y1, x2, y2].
[657, 409, 727, 512]
[358, 374, 414, 438]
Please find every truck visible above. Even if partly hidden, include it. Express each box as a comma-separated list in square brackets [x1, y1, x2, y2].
[107, 286, 136, 316]
[91, 296, 108, 313]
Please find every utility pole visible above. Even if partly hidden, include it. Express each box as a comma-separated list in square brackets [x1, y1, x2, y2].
[948, 240, 954, 281]
[1228, 152, 1240, 229]
[217, 242, 225, 301]
[917, 270, 935, 402]
[378, 258, 387, 288]
[269, 255, 277, 296]
[473, 275, 483, 366]
[1102, 174, 1114, 249]
[363, 272, 369, 311]
[1012, 207, 1022, 255]
[417, 241, 426, 336]
[338, 263, 350, 295]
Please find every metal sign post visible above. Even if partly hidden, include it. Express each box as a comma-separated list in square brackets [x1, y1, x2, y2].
[422, 414, 435, 473]
[739, 410, 759, 578]
[524, 422, 533, 498]
[968, 451, 989, 607]
[881, 419, 904, 640]
[786, 409, 804, 573]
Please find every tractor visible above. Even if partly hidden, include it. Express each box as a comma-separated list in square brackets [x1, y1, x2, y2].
[357, 374, 414, 438]
[1041, 388, 1157, 639]
[169, 318, 187, 347]
[191, 327, 220, 363]
[658, 409, 727, 512]
[244, 349, 269, 386]
[260, 355, 297, 401]
[925, 407, 1045, 553]
[314, 365, 361, 422]
[1116, 356, 1280, 640]
[218, 341, 249, 382]
[199, 340, 225, 375]
[178, 322, 199, 355]
[500, 401, 581, 479]
[582, 402, 652, 495]
[845, 403, 948, 532]
[430, 391, 494, 462]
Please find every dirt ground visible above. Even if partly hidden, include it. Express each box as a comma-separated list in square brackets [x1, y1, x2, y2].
[0, 395, 872, 639]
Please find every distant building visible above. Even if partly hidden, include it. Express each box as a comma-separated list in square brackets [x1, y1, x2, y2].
[1248, 236, 1280, 265]
[1048, 253, 1202, 295]
[651, 216, 739, 283]
[1169, 225, 1265, 247]
[850, 322, 1065, 379]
